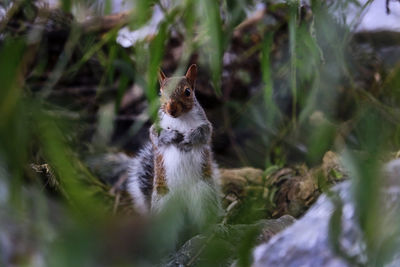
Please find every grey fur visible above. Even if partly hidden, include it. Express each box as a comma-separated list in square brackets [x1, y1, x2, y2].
[178, 123, 211, 152]
[128, 142, 154, 210]
[150, 125, 184, 147]
[159, 129, 184, 145]
[128, 93, 220, 218]
[129, 126, 186, 211]
[86, 153, 133, 189]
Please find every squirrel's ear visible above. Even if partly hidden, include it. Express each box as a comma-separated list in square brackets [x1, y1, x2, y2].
[158, 69, 167, 88]
[185, 64, 197, 88]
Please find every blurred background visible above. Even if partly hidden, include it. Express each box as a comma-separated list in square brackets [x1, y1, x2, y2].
[1, 0, 400, 266]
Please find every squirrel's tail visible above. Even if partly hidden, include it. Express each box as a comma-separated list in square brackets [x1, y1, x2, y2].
[86, 153, 133, 190]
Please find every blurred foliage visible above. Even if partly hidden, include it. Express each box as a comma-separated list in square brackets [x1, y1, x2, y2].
[1, 0, 400, 266]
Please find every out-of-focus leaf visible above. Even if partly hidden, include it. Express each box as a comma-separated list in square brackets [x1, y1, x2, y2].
[147, 20, 168, 120]
[197, 0, 224, 96]
[261, 32, 278, 125]
[61, 0, 72, 12]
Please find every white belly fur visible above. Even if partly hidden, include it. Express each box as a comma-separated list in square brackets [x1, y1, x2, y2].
[163, 145, 203, 188]
[152, 110, 220, 225]
[152, 143, 219, 225]
[159, 109, 210, 190]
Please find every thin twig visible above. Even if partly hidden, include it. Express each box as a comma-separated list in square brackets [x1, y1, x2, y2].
[112, 191, 121, 214]
[110, 173, 129, 195]
[81, 11, 131, 33]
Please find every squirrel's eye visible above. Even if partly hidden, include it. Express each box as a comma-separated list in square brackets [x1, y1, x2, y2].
[184, 88, 191, 97]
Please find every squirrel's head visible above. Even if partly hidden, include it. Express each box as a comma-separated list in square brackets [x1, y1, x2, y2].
[158, 64, 197, 118]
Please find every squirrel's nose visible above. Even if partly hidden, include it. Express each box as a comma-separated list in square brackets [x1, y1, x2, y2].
[167, 102, 178, 117]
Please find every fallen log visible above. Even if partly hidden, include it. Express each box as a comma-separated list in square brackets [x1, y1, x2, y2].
[82, 150, 346, 218]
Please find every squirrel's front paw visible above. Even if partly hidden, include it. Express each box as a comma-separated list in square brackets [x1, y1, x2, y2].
[171, 130, 184, 143]
[178, 136, 193, 152]
[159, 129, 183, 145]
[178, 142, 192, 152]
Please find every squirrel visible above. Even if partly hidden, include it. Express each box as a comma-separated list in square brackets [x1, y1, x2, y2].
[127, 64, 221, 227]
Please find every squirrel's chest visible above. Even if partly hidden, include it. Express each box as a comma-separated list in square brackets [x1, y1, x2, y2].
[160, 108, 202, 133]
[160, 145, 206, 188]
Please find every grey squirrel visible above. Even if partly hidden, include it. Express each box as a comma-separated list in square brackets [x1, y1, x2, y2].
[127, 64, 221, 227]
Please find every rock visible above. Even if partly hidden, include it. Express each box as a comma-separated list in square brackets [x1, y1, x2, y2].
[163, 235, 207, 267]
[252, 159, 400, 267]
[350, 0, 400, 32]
[256, 215, 296, 244]
[253, 181, 358, 267]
